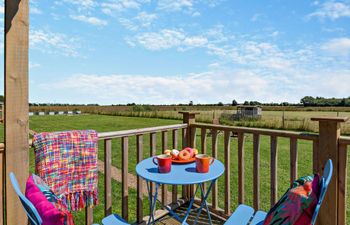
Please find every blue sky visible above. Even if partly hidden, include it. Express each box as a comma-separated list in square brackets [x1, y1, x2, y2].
[1, 0, 350, 104]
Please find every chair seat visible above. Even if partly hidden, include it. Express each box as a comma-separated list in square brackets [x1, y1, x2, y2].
[102, 214, 130, 225]
[224, 204, 266, 225]
[250, 211, 267, 225]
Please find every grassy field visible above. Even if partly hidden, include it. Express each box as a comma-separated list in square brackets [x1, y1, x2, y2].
[91, 109, 350, 135]
[4, 114, 349, 224]
[29, 105, 350, 134]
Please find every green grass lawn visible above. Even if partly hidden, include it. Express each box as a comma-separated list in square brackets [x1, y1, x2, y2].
[2, 114, 349, 224]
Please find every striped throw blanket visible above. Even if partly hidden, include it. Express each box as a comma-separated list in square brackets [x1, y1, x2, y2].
[33, 130, 99, 211]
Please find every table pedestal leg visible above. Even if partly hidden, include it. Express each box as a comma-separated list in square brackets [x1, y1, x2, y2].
[181, 184, 200, 224]
[193, 179, 217, 225]
[146, 181, 160, 225]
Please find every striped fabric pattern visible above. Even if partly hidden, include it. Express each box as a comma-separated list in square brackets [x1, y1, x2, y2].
[33, 130, 99, 211]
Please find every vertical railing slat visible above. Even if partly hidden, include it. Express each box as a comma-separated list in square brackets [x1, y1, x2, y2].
[172, 129, 178, 203]
[211, 129, 218, 209]
[201, 128, 207, 200]
[122, 137, 129, 220]
[201, 128, 207, 154]
[313, 139, 319, 174]
[338, 143, 348, 225]
[253, 133, 260, 210]
[104, 139, 112, 216]
[237, 132, 245, 204]
[224, 130, 231, 215]
[290, 137, 298, 185]
[270, 136, 278, 207]
[150, 133, 157, 200]
[181, 128, 187, 199]
[162, 131, 168, 205]
[85, 206, 93, 225]
[136, 135, 144, 223]
[189, 126, 197, 199]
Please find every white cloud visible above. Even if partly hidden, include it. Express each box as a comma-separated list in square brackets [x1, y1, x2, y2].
[119, 18, 138, 31]
[0, 0, 4, 14]
[192, 11, 201, 17]
[131, 29, 185, 50]
[307, 1, 350, 20]
[59, 0, 98, 11]
[321, 37, 350, 56]
[135, 12, 157, 27]
[157, 0, 193, 12]
[31, 7, 42, 14]
[101, 0, 141, 15]
[29, 62, 41, 69]
[36, 71, 272, 104]
[30, 29, 80, 57]
[129, 29, 208, 50]
[119, 12, 157, 31]
[70, 15, 108, 26]
[35, 68, 350, 104]
[207, 41, 295, 70]
[183, 36, 208, 47]
[251, 13, 262, 22]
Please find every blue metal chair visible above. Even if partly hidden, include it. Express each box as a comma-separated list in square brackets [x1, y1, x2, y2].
[9, 172, 43, 225]
[224, 159, 333, 225]
[101, 214, 130, 225]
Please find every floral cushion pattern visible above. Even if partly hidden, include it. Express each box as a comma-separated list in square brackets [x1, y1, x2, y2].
[25, 174, 74, 225]
[263, 174, 320, 225]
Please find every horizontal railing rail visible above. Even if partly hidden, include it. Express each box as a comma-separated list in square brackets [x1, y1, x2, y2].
[98, 124, 188, 140]
[339, 136, 350, 145]
[192, 123, 319, 141]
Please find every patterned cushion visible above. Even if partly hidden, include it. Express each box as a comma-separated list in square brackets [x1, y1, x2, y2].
[263, 174, 320, 225]
[25, 174, 74, 225]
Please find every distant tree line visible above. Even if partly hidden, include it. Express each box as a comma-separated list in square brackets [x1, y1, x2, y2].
[300, 96, 350, 107]
[18, 96, 350, 107]
[29, 103, 99, 106]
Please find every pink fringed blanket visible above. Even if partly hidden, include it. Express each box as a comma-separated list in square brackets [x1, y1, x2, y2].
[33, 130, 99, 211]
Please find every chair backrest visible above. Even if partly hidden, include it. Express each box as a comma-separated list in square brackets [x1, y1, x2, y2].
[311, 159, 333, 225]
[9, 172, 42, 225]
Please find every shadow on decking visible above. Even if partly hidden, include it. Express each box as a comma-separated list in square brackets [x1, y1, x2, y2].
[154, 203, 225, 225]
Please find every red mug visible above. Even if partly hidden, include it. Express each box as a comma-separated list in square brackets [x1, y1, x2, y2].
[196, 154, 214, 173]
[153, 154, 172, 173]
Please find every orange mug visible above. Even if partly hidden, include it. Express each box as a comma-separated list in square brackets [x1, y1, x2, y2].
[153, 154, 172, 173]
[195, 154, 214, 173]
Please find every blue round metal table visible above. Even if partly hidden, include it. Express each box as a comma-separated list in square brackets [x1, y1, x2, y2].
[136, 157, 225, 225]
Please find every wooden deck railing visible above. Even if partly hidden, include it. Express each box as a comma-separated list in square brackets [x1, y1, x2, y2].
[84, 123, 189, 224]
[0, 114, 349, 225]
[190, 122, 320, 215]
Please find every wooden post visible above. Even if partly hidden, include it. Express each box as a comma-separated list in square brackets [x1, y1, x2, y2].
[179, 112, 198, 199]
[311, 117, 348, 225]
[5, 0, 29, 225]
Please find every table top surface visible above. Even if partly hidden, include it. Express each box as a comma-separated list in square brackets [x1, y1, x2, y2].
[136, 157, 225, 185]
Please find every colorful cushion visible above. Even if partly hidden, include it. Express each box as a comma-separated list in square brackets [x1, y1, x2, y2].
[263, 174, 320, 225]
[25, 174, 74, 225]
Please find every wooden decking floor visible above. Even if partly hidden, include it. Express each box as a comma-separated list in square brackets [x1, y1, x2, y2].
[154, 203, 225, 225]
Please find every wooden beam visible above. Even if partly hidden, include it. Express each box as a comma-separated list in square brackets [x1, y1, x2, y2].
[136, 135, 144, 223]
[253, 134, 260, 210]
[121, 137, 129, 221]
[104, 139, 112, 216]
[270, 136, 278, 206]
[311, 117, 347, 225]
[5, 0, 29, 225]
[237, 132, 245, 204]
